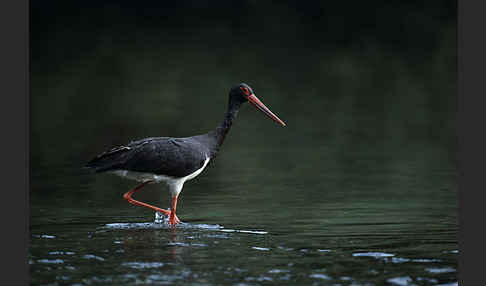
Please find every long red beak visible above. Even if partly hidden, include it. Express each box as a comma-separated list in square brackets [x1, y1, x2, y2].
[247, 94, 286, 127]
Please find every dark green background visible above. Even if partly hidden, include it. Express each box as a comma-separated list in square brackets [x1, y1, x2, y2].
[31, 0, 456, 173]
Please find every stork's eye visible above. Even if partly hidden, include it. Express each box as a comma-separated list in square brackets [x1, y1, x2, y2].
[240, 86, 250, 96]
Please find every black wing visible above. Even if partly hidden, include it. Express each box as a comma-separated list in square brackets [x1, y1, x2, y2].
[85, 137, 210, 178]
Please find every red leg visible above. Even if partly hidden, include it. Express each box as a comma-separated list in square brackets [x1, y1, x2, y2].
[123, 181, 171, 216]
[168, 195, 181, 225]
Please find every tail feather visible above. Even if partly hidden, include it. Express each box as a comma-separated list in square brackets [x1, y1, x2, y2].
[84, 145, 133, 173]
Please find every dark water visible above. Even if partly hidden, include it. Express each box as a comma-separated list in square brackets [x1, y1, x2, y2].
[30, 140, 457, 286]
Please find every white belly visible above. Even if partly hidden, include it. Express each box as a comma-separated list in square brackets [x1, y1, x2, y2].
[111, 157, 210, 197]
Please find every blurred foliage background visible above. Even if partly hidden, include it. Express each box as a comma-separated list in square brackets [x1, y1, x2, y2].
[30, 1, 456, 196]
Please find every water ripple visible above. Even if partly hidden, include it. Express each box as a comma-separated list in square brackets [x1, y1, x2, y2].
[386, 276, 413, 286]
[309, 273, 332, 280]
[82, 254, 105, 261]
[121, 262, 165, 269]
[425, 267, 456, 274]
[220, 229, 268, 235]
[251, 246, 270, 251]
[352, 252, 394, 258]
[37, 259, 64, 264]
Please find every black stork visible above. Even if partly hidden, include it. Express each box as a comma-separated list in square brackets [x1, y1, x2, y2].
[85, 83, 286, 226]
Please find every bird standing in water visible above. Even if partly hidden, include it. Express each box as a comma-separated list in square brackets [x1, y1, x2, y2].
[85, 83, 286, 226]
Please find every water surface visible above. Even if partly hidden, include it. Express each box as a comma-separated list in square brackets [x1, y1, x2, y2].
[30, 142, 457, 286]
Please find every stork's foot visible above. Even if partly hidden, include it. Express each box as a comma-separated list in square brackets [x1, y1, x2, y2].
[168, 211, 181, 226]
[167, 195, 181, 226]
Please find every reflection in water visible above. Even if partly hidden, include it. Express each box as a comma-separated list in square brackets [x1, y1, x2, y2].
[166, 228, 180, 263]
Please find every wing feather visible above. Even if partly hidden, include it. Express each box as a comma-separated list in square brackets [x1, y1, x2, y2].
[85, 137, 209, 177]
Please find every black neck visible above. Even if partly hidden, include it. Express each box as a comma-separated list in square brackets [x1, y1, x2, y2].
[206, 97, 243, 157]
